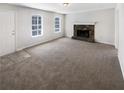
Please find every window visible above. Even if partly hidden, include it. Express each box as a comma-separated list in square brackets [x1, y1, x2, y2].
[32, 15, 42, 36]
[55, 17, 61, 32]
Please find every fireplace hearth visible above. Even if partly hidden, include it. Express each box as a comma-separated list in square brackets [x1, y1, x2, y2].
[72, 25, 95, 42]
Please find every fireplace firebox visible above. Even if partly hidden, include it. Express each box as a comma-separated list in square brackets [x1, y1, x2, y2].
[77, 30, 89, 38]
[72, 25, 95, 42]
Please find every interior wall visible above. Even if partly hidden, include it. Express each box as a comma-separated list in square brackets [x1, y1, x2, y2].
[117, 3, 124, 79]
[0, 4, 65, 52]
[65, 8, 115, 45]
[16, 7, 65, 50]
[115, 7, 119, 49]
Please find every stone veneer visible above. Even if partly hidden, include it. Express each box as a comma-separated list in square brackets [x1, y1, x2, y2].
[72, 25, 95, 42]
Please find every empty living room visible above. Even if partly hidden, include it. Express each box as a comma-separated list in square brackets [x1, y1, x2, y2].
[0, 1, 124, 91]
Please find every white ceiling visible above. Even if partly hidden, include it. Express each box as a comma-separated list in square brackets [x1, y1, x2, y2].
[14, 3, 116, 14]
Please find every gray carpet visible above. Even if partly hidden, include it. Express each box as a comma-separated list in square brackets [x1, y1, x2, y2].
[0, 38, 124, 90]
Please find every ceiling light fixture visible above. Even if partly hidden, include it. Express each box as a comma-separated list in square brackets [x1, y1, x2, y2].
[63, 3, 69, 7]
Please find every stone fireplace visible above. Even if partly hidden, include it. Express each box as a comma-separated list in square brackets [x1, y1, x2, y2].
[72, 24, 95, 42]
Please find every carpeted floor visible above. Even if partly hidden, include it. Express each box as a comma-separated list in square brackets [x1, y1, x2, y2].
[0, 38, 124, 90]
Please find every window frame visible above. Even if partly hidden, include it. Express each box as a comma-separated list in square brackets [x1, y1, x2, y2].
[32, 15, 43, 37]
[54, 16, 61, 33]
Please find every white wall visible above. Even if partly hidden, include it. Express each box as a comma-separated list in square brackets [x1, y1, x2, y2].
[115, 7, 119, 49]
[117, 4, 124, 79]
[0, 4, 65, 52]
[16, 7, 65, 50]
[65, 9, 115, 45]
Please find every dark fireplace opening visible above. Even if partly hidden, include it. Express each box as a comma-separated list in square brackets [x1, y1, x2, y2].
[77, 30, 89, 38]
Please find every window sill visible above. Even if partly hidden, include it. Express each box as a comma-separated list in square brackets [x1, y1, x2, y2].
[54, 31, 61, 33]
[32, 34, 43, 38]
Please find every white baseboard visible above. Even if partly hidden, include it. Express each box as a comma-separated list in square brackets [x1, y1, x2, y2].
[118, 54, 124, 80]
[16, 36, 65, 52]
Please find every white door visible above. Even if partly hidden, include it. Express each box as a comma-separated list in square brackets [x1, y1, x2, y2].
[0, 11, 15, 56]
